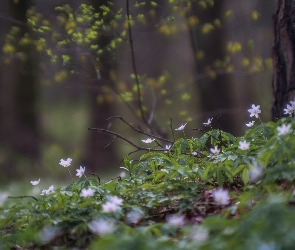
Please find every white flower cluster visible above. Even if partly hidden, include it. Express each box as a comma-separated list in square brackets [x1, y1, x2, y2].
[245, 104, 261, 127]
[31, 158, 89, 196]
[102, 196, 123, 213]
[41, 185, 54, 195]
[284, 99, 295, 116]
[166, 214, 185, 227]
[213, 188, 230, 205]
[88, 219, 116, 235]
[80, 188, 95, 197]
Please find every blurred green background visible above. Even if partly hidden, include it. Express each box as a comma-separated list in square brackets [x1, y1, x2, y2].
[0, 0, 275, 186]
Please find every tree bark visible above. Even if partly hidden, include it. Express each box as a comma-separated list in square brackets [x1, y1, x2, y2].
[272, 0, 295, 120]
[186, 1, 237, 133]
[0, 0, 40, 177]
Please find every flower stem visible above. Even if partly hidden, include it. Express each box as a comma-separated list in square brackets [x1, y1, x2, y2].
[67, 168, 74, 182]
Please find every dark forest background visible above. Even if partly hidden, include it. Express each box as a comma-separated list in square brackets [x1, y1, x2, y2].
[0, 0, 275, 184]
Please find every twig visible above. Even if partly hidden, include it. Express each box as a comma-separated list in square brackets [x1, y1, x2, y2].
[89, 125, 205, 159]
[106, 116, 173, 143]
[89, 127, 171, 153]
[126, 0, 147, 126]
[7, 195, 38, 201]
[148, 89, 157, 125]
[88, 173, 101, 183]
[170, 118, 175, 142]
[104, 137, 118, 149]
[108, 176, 122, 182]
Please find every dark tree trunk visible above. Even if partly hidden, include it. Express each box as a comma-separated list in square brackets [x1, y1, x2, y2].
[186, 1, 237, 133]
[272, 0, 295, 120]
[82, 1, 118, 172]
[0, 0, 40, 177]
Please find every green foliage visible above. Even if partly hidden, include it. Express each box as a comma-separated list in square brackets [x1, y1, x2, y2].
[2, 117, 295, 248]
[0, 0, 279, 248]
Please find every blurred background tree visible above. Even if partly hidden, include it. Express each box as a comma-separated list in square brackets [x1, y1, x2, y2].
[0, 0, 40, 177]
[0, 0, 275, 183]
[272, 0, 295, 120]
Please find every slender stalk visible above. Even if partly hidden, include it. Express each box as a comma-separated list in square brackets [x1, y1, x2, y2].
[126, 0, 147, 126]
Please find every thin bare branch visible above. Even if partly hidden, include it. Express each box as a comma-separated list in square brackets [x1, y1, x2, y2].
[89, 127, 171, 153]
[108, 176, 122, 182]
[170, 118, 175, 142]
[126, 0, 147, 126]
[88, 173, 101, 183]
[104, 137, 118, 149]
[106, 116, 173, 143]
[7, 195, 38, 201]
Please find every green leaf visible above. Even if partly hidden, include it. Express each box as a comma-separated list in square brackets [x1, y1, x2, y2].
[242, 168, 249, 184]
[233, 164, 245, 176]
[228, 154, 238, 161]
[217, 169, 224, 186]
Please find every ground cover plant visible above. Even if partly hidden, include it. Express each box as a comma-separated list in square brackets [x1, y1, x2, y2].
[2, 103, 295, 249]
[2, 1, 295, 249]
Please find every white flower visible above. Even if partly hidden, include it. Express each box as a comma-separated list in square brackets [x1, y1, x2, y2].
[41, 185, 54, 195]
[76, 166, 85, 178]
[213, 188, 230, 205]
[119, 171, 127, 178]
[175, 123, 187, 131]
[164, 144, 172, 153]
[142, 138, 155, 143]
[284, 104, 294, 116]
[30, 178, 40, 186]
[210, 146, 220, 155]
[101, 196, 123, 213]
[192, 151, 198, 156]
[167, 214, 185, 227]
[80, 188, 95, 197]
[108, 196, 123, 206]
[277, 123, 292, 136]
[88, 219, 116, 235]
[238, 140, 250, 150]
[102, 201, 121, 212]
[246, 121, 255, 127]
[249, 163, 263, 182]
[190, 226, 209, 242]
[126, 210, 143, 224]
[39, 226, 60, 244]
[203, 118, 213, 126]
[248, 104, 261, 118]
[59, 158, 72, 167]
